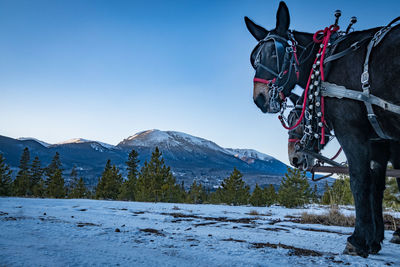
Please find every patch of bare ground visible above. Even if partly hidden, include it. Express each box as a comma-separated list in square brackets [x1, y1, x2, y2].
[251, 242, 323, 257]
[261, 227, 290, 233]
[76, 222, 100, 227]
[2, 216, 31, 221]
[286, 225, 351, 235]
[383, 214, 400, 231]
[297, 208, 400, 230]
[221, 238, 246, 243]
[242, 225, 256, 228]
[171, 219, 194, 223]
[298, 208, 355, 227]
[139, 228, 165, 236]
[267, 219, 282, 225]
[284, 215, 299, 219]
[325, 256, 350, 265]
[161, 212, 258, 224]
[194, 222, 218, 227]
[246, 210, 272, 216]
[3, 216, 17, 221]
[133, 211, 146, 215]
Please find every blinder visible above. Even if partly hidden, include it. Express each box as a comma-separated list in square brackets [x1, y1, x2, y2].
[251, 34, 287, 77]
[251, 32, 300, 113]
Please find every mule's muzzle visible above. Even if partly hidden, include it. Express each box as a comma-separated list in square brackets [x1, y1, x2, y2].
[253, 82, 272, 113]
[291, 156, 300, 167]
[254, 93, 268, 113]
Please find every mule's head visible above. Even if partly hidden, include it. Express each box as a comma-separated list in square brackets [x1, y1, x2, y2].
[245, 2, 298, 113]
[287, 108, 331, 170]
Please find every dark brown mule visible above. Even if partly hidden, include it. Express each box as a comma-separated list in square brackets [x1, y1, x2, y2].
[245, 1, 400, 257]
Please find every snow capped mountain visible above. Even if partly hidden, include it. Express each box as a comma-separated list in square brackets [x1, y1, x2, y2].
[118, 129, 228, 154]
[225, 148, 275, 163]
[55, 138, 115, 149]
[17, 137, 51, 148]
[119, 130, 277, 165]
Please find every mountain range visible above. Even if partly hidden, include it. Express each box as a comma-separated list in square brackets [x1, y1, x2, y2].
[0, 129, 327, 190]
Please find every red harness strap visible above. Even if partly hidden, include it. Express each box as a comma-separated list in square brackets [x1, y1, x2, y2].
[313, 25, 339, 144]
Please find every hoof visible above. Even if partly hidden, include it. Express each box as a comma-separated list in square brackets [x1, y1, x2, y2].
[343, 241, 368, 258]
[369, 242, 381, 255]
[390, 233, 400, 244]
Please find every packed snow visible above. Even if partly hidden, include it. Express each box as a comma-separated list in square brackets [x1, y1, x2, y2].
[1, 197, 399, 266]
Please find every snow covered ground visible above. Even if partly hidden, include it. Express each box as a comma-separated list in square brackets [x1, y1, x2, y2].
[0, 198, 399, 266]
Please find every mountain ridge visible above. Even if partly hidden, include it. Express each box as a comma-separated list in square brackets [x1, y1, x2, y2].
[0, 130, 327, 190]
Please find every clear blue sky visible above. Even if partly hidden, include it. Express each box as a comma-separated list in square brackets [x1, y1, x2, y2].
[0, 0, 398, 164]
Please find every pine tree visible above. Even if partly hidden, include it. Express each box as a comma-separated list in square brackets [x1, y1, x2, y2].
[119, 149, 140, 201]
[30, 156, 44, 197]
[95, 160, 111, 198]
[135, 147, 184, 203]
[321, 175, 353, 205]
[264, 184, 277, 206]
[66, 166, 78, 197]
[278, 168, 311, 208]
[249, 184, 267, 206]
[46, 152, 65, 198]
[384, 177, 400, 210]
[68, 166, 88, 198]
[216, 168, 250, 206]
[311, 184, 319, 204]
[0, 154, 13, 196]
[96, 160, 123, 200]
[135, 162, 151, 201]
[321, 181, 331, 204]
[187, 180, 205, 204]
[13, 147, 31, 196]
[70, 177, 88, 198]
[47, 169, 66, 198]
[45, 152, 62, 178]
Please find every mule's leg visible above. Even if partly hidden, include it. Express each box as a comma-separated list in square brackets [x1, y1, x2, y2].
[389, 142, 400, 244]
[369, 141, 390, 254]
[335, 133, 373, 258]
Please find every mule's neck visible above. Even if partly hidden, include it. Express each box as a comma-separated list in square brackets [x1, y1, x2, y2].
[292, 31, 318, 90]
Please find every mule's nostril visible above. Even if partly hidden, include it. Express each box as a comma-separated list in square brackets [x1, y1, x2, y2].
[254, 94, 266, 110]
[292, 157, 299, 166]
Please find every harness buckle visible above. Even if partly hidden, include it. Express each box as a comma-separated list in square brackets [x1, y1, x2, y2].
[361, 71, 369, 84]
[350, 41, 360, 50]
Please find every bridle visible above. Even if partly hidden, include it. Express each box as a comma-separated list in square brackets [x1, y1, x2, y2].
[287, 105, 339, 171]
[251, 31, 304, 113]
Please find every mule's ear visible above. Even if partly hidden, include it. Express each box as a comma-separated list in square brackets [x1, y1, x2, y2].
[244, 16, 268, 41]
[275, 1, 290, 36]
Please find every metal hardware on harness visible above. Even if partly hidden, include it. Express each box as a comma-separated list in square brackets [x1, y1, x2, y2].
[308, 165, 400, 179]
[302, 149, 343, 167]
[359, 17, 400, 139]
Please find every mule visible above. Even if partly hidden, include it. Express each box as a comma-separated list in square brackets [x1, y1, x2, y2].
[245, 1, 400, 257]
[287, 106, 400, 246]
